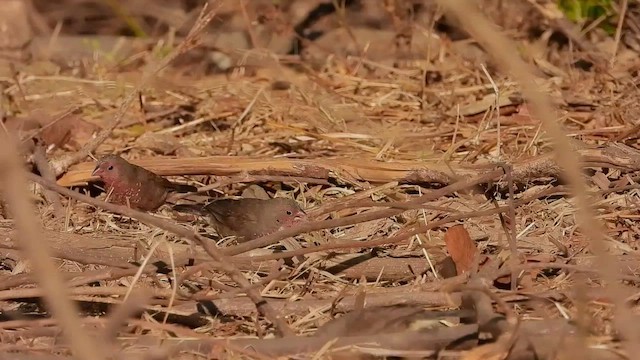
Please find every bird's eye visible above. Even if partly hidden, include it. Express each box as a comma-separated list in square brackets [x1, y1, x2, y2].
[107, 165, 114, 171]
[286, 210, 292, 215]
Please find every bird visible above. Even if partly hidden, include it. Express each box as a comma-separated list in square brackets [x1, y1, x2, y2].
[172, 197, 307, 242]
[91, 154, 197, 211]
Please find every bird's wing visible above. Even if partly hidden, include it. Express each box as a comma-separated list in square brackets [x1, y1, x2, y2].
[204, 200, 261, 237]
[128, 165, 173, 200]
[134, 166, 195, 193]
[148, 169, 174, 189]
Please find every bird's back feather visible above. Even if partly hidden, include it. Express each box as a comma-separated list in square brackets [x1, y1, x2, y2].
[174, 199, 270, 239]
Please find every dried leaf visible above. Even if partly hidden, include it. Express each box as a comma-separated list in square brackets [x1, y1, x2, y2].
[40, 119, 72, 149]
[43, 115, 99, 151]
[6, 111, 99, 152]
[241, 184, 270, 200]
[444, 225, 478, 275]
[437, 255, 458, 279]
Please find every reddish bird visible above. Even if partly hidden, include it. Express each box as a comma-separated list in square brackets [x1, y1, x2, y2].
[173, 198, 307, 242]
[92, 155, 197, 211]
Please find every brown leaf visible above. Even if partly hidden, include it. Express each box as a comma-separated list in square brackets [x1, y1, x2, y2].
[437, 255, 458, 278]
[7, 111, 99, 151]
[241, 184, 270, 200]
[47, 115, 100, 151]
[40, 118, 72, 149]
[444, 225, 478, 275]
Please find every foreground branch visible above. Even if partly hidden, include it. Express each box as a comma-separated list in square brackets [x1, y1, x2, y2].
[0, 137, 105, 360]
[26, 173, 295, 337]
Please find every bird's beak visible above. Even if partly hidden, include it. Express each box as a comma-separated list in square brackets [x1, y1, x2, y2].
[294, 209, 307, 222]
[91, 165, 102, 177]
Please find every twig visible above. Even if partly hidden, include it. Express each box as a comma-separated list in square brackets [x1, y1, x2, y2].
[56, 143, 640, 187]
[610, 0, 629, 67]
[0, 241, 135, 269]
[491, 262, 640, 284]
[480, 63, 501, 160]
[26, 172, 295, 338]
[169, 325, 479, 357]
[238, 206, 507, 262]
[504, 165, 518, 291]
[490, 163, 520, 291]
[457, 279, 520, 357]
[239, 0, 260, 49]
[0, 266, 155, 291]
[175, 174, 331, 199]
[0, 286, 175, 302]
[32, 145, 64, 219]
[226, 86, 266, 154]
[438, 0, 640, 352]
[236, 185, 566, 262]
[0, 135, 105, 360]
[49, 4, 219, 176]
[102, 290, 152, 343]
[224, 169, 505, 256]
[191, 270, 290, 301]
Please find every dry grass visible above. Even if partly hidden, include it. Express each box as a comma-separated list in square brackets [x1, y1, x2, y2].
[2, 0, 640, 359]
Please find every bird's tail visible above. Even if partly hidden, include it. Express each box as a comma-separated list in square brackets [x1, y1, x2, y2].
[171, 183, 198, 193]
[172, 204, 206, 215]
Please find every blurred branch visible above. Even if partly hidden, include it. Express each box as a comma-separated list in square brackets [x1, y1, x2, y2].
[0, 135, 105, 360]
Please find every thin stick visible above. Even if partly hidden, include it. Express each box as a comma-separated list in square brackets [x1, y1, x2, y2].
[225, 169, 505, 256]
[239, 0, 260, 49]
[0, 136, 105, 360]
[237, 185, 565, 262]
[26, 172, 295, 338]
[437, 0, 640, 352]
[176, 174, 331, 198]
[480, 63, 501, 160]
[504, 164, 519, 291]
[32, 145, 64, 219]
[102, 290, 152, 343]
[610, 0, 628, 67]
[49, 4, 219, 176]
[241, 206, 513, 262]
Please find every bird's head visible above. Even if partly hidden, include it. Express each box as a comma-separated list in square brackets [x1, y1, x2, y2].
[92, 155, 127, 183]
[273, 199, 308, 228]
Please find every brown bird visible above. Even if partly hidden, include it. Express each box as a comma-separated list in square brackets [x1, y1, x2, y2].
[92, 155, 197, 211]
[173, 198, 307, 242]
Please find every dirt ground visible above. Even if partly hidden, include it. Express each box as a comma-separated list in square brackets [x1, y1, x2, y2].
[1, 0, 640, 359]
